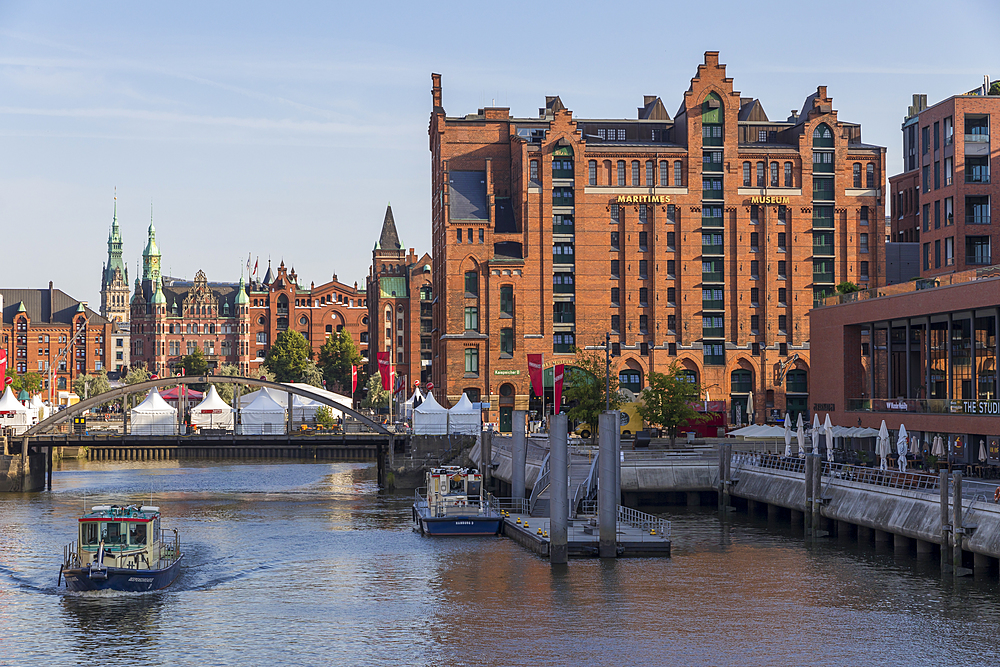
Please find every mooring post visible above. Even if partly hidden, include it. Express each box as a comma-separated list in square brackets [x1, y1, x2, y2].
[812, 453, 823, 534]
[953, 470, 964, 575]
[511, 410, 527, 500]
[614, 415, 621, 507]
[47, 445, 53, 491]
[940, 468, 951, 572]
[718, 443, 726, 509]
[804, 455, 814, 536]
[377, 444, 386, 488]
[287, 392, 294, 435]
[598, 412, 617, 558]
[722, 443, 732, 509]
[481, 430, 492, 489]
[550, 413, 569, 566]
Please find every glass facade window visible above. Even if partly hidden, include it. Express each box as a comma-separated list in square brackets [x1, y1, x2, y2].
[784, 162, 793, 187]
[588, 160, 597, 186]
[704, 343, 725, 366]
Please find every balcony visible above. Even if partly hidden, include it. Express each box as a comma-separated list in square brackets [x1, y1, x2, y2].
[813, 272, 835, 284]
[813, 243, 835, 256]
[702, 189, 723, 201]
[966, 172, 990, 184]
[702, 216, 724, 228]
[702, 327, 725, 339]
[702, 271, 724, 284]
[702, 243, 724, 256]
[966, 215, 991, 225]
[553, 282, 575, 294]
[967, 254, 992, 265]
[702, 299, 724, 311]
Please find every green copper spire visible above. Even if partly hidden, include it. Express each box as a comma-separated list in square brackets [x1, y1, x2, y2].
[103, 191, 128, 286]
[151, 279, 166, 305]
[235, 275, 249, 305]
[142, 202, 161, 283]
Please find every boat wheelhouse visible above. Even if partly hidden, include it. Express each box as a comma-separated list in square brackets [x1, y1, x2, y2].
[60, 504, 183, 592]
[412, 466, 502, 536]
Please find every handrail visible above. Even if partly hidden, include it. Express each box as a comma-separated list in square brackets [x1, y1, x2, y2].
[732, 451, 941, 492]
[529, 453, 551, 514]
[963, 493, 988, 528]
[617, 505, 671, 538]
[572, 451, 600, 517]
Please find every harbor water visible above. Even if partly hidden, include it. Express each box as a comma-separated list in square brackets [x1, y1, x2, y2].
[3, 459, 1000, 667]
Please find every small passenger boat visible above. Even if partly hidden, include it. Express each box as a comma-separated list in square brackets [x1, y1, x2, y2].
[413, 466, 502, 536]
[59, 504, 183, 592]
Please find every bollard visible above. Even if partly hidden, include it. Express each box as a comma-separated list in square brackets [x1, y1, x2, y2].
[598, 412, 618, 558]
[511, 411, 527, 500]
[940, 468, 951, 573]
[953, 471, 965, 575]
[550, 414, 569, 565]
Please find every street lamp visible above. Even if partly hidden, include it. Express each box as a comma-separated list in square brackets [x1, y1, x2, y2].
[584, 332, 612, 412]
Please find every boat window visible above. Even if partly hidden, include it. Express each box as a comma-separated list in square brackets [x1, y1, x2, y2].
[466, 480, 481, 497]
[449, 477, 464, 494]
[103, 522, 125, 545]
[130, 523, 147, 545]
[81, 522, 100, 545]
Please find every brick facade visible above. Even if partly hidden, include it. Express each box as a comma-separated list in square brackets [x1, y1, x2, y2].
[429, 52, 886, 428]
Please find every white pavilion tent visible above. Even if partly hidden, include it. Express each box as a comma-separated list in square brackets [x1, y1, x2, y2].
[0, 387, 32, 434]
[413, 392, 449, 435]
[239, 389, 287, 435]
[404, 387, 425, 421]
[130, 388, 178, 436]
[191, 385, 235, 430]
[239, 384, 351, 423]
[447, 393, 481, 436]
[29, 394, 45, 424]
[727, 424, 786, 439]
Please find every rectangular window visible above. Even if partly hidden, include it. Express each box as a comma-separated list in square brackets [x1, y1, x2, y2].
[784, 162, 793, 187]
[922, 203, 930, 232]
[479, 228, 484, 244]
[464, 348, 479, 375]
[750, 205, 760, 224]
[611, 315, 620, 333]
[456, 228, 462, 244]
[467, 228, 473, 243]
[639, 204, 648, 223]
[617, 161, 626, 186]
[464, 271, 478, 296]
[777, 232, 786, 250]
[778, 315, 787, 333]
[530, 160, 539, 183]
[667, 287, 676, 304]
[934, 161, 940, 190]
[639, 315, 648, 333]
[589, 160, 597, 186]
[923, 243, 930, 271]
[704, 343, 724, 366]
[860, 233, 869, 253]
[638, 260, 648, 278]
[778, 260, 787, 278]
[500, 285, 514, 316]
[645, 160, 654, 185]
[639, 287, 649, 305]
[610, 231, 619, 249]
[660, 161, 669, 186]
[750, 232, 759, 251]
[750, 287, 759, 306]
[611, 259, 620, 277]
[770, 161, 779, 187]
[702, 315, 724, 338]
[667, 315, 677, 333]
[860, 261, 869, 281]
[945, 236, 954, 266]
[667, 204, 677, 224]
[934, 121, 939, 150]
[756, 161, 765, 187]
[611, 287, 620, 305]
[638, 231, 648, 250]
[750, 260, 759, 279]
[934, 200, 941, 229]
[666, 260, 675, 276]
[813, 176, 834, 200]
[611, 204, 620, 222]
[667, 231, 676, 249]
[632, 161, 640, 186]
[500, 328, 513, 356]
[922, 126, 929, 154]
[934, 239, 941, 268]
[860, 205, 869, 225]
[751, 315, 760, 333]
[464, 307, 478, 331]
[778, 287, 787, 304]
[922, 165, 929, 192]
[674, 161, 683, 186]
[945, 157, 953, 186]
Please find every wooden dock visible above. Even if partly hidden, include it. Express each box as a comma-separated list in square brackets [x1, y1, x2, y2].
[501, 511, 671, 558]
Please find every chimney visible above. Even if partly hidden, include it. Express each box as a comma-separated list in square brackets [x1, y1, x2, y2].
[817, 86, 827, 100]
[49, 281, 54, 323]
[431, 73, 443, 110]
[704, 51, 720, 67]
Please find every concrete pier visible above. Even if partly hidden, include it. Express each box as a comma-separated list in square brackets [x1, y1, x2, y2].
[549, 414, 568, 566]
[511, 411, 527, 500]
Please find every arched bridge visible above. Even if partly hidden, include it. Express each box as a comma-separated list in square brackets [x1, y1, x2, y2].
[24, 375, 390, 437]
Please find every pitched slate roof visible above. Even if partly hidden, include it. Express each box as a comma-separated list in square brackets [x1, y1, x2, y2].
[377, 204, 402, 250]
[1, 288, 109, 326]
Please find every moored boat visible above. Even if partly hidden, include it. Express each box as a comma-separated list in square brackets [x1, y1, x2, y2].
[413, 466, 502, 536]
[60, 504, 183, 592]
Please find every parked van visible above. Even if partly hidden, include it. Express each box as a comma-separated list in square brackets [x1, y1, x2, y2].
[574, 402, 643, 439]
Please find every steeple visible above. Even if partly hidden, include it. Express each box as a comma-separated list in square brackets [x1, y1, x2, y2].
[142, 203, 161, 284]
[235, 275, 249, 305]
[376, 203, 402, 251]
[100, 190, 131, 322]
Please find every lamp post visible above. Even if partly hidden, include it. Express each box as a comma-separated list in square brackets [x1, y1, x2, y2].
[584, 332, 612, 412]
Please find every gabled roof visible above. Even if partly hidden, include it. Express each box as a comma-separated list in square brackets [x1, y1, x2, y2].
[638, 96, 670, 121]
[376, 204, 402, 250]
[738, 98, 769, 122]
[1, 289, 109, 326]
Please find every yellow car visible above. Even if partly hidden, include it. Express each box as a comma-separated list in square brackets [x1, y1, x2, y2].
[574, 402, 643, 439]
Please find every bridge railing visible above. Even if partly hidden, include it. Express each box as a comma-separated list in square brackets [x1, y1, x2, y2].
[617, 505, 671, 539]
[528, 453, 551, 515]
[572, 452, 600, 518]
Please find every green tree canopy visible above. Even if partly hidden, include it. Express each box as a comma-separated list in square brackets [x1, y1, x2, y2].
[836, 281, 860, 294]
[317, 330, 363, 393]
[564, 348, 622, 442]
[180, 347, 210, 376]
[635, 364, 705, 446]
[361, 373, 390, 411]
[72, 370, 111, 407]
[5, 369, 43, 395]
[301, 360, 324, 389]
[124, 364, 151, 385]
[264, 330, 313, 383]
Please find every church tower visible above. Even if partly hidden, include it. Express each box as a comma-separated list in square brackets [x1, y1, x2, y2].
[141, 212, 162, 303]
[99, 194, 131, 323]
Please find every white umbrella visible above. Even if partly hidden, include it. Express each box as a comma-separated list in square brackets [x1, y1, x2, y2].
[811, 413, 821, 455]
[877, 420, 890, 470]
[783, 412, 792, 457]
[747, 392, 754, 426]
[931, 435, 944, 458]
[979, 439, 988, 464]
[896, 424, 908, 472]
[824, 413, 835, 462]
[796, 412, 806, 457]
[910, 434, 920, 456]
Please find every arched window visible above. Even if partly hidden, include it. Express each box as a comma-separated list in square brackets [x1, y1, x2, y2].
[731, 369, 753, 393]
[631, 160, 640, 186]
[701, 92, 723, 146]
[812, 123, 834, 147]
[743, 161, 751, 187]
[617, 161, 626, 186]
[784, 162, 793, 187]
[756, 161, 765, 187]
[866, 163, 875, 188]
[682, 369, 698, 385]
[853, 163, 862, 188]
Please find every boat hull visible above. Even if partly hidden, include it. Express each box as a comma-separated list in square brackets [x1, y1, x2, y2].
[414, 508, 502, 536]
[63, 555, 184, 592]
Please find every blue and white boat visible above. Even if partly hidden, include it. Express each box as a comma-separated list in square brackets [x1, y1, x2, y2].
[59, 504, 183, 592]
[413, 466, 502, 536]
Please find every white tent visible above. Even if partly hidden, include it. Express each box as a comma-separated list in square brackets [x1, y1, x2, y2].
[728, 424, 786, 439]
[191, 385, 234, 430]
[0, 387, 32, 434]
[448, 393, 481, 436]
[413, 392, 449, 435]
[29, 394, 45, 424]
[130, 388, 178, 436]
[404, 387, 425, 420]
[239, 389, 286, 435]
[239, 384, 352, 422]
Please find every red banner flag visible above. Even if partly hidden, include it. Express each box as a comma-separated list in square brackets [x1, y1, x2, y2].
[352, 365, 358, 393]
[0, 349, 6, 386]
[553, 364, 564, 414]
[527, 354, 543, 398]
[377, 352, 391, 391]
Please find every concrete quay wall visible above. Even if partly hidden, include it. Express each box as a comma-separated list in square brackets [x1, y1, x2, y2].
[620, 461, 719, 493]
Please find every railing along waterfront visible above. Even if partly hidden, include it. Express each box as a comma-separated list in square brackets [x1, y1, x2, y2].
[821, 262, 1000, 307]
[486, 492, 529, 516]
[529, 454, 551, 515]
[732, 451, 941, 492]
[617, 505, 671, 539]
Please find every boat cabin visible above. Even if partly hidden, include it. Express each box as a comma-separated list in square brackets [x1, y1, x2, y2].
[78, 505, 163, 568]
[426, 466, 483, 515]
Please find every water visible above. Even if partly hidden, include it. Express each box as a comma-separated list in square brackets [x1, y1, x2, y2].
[3, 459, 1000, 667]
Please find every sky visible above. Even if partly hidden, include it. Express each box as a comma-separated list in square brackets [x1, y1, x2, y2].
[0, 0, 997, 308]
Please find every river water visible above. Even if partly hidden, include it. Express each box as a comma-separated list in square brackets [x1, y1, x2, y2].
[2, 459, 1000, 667]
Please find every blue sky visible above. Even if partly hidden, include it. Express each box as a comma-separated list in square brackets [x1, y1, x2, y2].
[1, 0, 997, 307]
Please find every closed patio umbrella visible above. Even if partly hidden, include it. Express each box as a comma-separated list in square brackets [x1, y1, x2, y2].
[896, 424, 908, 472]
[747, 392, 754, 426]
[932, 435, 945, 458]
[979, 439, 988, 464]
[811, 413, 821, 455]
[910, 434, 920, 456]
[783, 412, 792, 457]
[824, 413, 835, 462]
[796, 412, 806, 457]
[878, 420, 890, 471]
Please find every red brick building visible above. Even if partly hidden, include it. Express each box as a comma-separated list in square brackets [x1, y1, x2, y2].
[1, 284, 115, 402]
[810, 268, 999, 465]
[367, 205, 434, 395]
[428, 52, 886, 431]
[129, 223, 369, 382]
[889, 85, 999, 274]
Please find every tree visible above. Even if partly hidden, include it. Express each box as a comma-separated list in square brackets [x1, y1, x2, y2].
[635, 364, 705, 446]
[361, 374, 390, 411]
[124, 364, 151, 385]
[564, 348, 622, 443]
[264, 330, 312, 383]
[180, 347, 210, 376]
[301, 360, 324, 389]
[213, 363, 275, 405]
[989, 81, 1000, 96]
[5, 369, 43, 395]
[836, 281, 860, 295]
[317, 330, 362, 393]
[314, 406, 335, 427]
[72, 370, 111, 407]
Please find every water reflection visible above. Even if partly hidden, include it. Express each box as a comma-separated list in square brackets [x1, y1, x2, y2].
[60, 593, 165, 666]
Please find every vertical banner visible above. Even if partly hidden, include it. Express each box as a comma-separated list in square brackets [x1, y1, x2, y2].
[377, 352, 391, 391]
[351, 365, 358, 393]
[527, 354, 543, 397]
[0, 349, 6, 385]
[553, 364, 564, 414]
